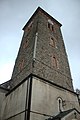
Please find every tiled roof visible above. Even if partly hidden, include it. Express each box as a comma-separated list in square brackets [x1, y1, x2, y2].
[0, 79, 11, 90]
[46, 108, 80, 120]
[53, 109, 74, 119]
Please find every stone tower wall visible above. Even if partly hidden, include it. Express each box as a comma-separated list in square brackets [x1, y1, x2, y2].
[33, 11, 73, 90]
[10, 8, 73, 90]
[11, 14, 39, 87]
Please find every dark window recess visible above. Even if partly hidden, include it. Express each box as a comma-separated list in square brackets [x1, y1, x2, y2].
[48, 22, 54, 31]
[52, 25, 54, 31]
[48, 22, 51, 29]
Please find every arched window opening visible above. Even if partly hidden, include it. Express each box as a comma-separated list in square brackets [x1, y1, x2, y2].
[57, 97, 65, 112]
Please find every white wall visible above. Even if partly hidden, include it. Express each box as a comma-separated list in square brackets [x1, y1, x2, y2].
[30, 77, 79, 120]
[0, 89, 6, 119]
[1, 80, 28, 120]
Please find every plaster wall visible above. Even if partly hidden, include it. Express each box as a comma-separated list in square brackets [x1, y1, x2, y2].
[1, 80, 28, 120]
[0, 89, 7, 119]
[30, 77, 79, 120]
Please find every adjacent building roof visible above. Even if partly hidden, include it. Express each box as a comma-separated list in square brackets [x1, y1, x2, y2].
[47, 108, 80, 120]
[0, 79, 11, 91]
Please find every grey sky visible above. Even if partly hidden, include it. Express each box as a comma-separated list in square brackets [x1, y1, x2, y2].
[0, 0, 80, 90]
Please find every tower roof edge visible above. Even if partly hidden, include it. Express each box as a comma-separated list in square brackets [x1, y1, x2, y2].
[23, 7, 62, 30]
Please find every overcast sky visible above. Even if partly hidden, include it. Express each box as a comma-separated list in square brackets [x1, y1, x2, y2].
[0, 0, 80, 90]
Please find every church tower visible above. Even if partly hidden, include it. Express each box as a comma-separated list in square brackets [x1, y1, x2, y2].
[0, 7, 80, 120]
[11, 7, 73, 91]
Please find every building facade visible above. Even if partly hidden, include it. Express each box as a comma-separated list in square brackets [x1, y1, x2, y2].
[0, 7, 80, 120]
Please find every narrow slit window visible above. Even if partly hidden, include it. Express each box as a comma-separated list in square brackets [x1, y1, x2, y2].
[52, 56, 57, 67]
[23, 40, 28, 49]
[51, 55, 59, 68]
[47, 19, 54, 32]
[52, 25, 54, 31]
[27, 21, 33, 33]
[18, 59, 24, 71]
[48, 22, 50, 29]
[57, 97, 63, 112]
[50, 37, 55, 47]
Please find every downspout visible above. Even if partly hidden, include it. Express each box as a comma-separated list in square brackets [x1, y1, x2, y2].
[33, 32, 38, 60]
[32, 32, 38, 68]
